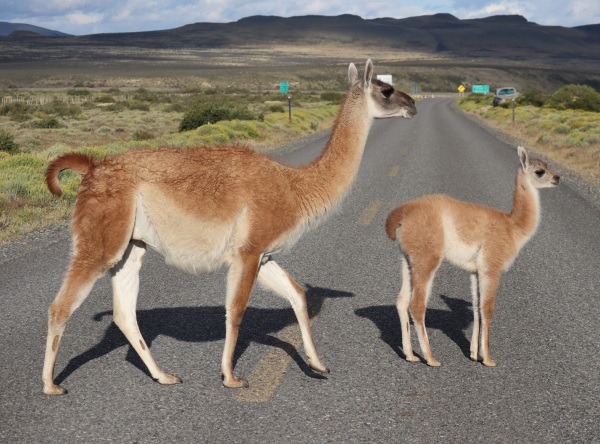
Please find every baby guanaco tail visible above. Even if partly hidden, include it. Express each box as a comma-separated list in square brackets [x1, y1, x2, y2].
[385, 205, 407, 241]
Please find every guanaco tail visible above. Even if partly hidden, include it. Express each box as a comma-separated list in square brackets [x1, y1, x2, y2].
[42, 59, 417, 395]
[385, 146, 559, 367]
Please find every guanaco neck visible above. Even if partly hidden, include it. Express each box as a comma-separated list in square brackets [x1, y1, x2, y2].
[509, 170, 541, 245]
[292, 85, 372, 221]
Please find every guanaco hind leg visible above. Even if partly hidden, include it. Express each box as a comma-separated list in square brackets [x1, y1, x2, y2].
[111, 241, 181, 385]
[257, 258, 329, 374]
[396, 257, 419, 363]
[42, 260, 103, 394]
[408, 256, 442, 367]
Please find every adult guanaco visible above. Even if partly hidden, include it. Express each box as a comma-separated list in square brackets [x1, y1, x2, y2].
[42, 59, 417, 395]
[385, 146, 559, 367]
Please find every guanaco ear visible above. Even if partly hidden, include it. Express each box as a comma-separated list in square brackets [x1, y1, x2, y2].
[518, 145, 529, 170]
[364, 59, 373, 86]
[348, 63, 359, 85]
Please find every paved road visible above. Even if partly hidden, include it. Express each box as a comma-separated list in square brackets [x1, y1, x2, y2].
[1, 98, 599, 442]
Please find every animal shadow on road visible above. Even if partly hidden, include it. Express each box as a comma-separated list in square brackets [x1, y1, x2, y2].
[54, 285, 353, 386]
[355, 295, 473, 362]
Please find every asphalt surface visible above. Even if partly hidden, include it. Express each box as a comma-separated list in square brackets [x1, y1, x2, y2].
[1, 98, 599, 443]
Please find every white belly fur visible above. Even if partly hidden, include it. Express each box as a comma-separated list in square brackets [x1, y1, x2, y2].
[441, 214, 480, 273]
[131, 193, 246, 275]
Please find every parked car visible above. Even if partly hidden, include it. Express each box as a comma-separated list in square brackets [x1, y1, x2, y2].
[493, 87, 518, 106]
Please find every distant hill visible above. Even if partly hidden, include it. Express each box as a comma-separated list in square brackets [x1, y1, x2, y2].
[0, 22, 71, 37]
[41, 13, 599, 62]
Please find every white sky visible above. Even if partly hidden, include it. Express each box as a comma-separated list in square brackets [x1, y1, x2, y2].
[3, 0, 599, 36]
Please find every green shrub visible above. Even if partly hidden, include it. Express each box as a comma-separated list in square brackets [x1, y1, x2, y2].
[32, 117, 61, 129]
[179, 104, 255, 132]
[40, 100, 82, 118]
[0, 130, 19, 154]
[545, 85, 600, 112]
[0, 102, 32, 122]
[269, 104, 286, 113]
[94, 95, 116, 103]
[517, 89, 547, 107]
[320, 92, 345, 104]
[126, 100, 150, 111]
[67, 89, 91, 96]
[133, 129, 155, 141]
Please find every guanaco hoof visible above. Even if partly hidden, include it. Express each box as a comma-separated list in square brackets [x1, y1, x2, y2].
[156, 374, 182, 385]
[223, 377, 249, 388]
[309, 361, 330, 374]
[44, 384, 68, 396]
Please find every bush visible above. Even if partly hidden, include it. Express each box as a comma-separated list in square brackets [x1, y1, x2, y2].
[517, 89, 548, 107]
[0, 102, 32, 122]
[179, 104, 255, 132]
[269, 104, 285, 113]
[132, 129, 155, 141]
[0, 130, 19, 154]
[320, 92, 345, 104]
[32, 117, 61, 129]
[67, 89, 91, 96]
[545, 85, 600, 112]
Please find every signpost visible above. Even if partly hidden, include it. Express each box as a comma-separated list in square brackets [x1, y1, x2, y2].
[458, 84, 465, 97]
[280, 82, 291, 122]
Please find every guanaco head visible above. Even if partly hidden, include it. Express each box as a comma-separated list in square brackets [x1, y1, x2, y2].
[518, 145, 560, 188]
[348, 59, 417, 120]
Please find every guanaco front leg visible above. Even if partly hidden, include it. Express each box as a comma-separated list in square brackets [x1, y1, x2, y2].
[221, 252, 261, 388]
[257, 259, 330, 374]
[479, 271, 500, 367]
[111, 241, 181, 385]
[470, 273, 481, 362]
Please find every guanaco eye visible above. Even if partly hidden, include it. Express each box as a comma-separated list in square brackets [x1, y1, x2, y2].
[381, 86, 394, 99]
[535, 170, 545, 177]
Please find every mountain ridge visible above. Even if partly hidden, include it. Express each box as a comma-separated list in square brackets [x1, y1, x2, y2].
[2, 13, 599, 63]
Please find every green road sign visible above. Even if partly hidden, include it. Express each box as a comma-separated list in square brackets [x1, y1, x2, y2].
[472, 84, 490, 93]
[280, 82, 289, 94]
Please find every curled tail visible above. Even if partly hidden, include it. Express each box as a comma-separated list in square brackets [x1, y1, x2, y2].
[385, 205, 406, 240]
[46, 153, 97, 197]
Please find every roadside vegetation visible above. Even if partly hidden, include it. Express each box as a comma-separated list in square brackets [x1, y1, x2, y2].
[0, 87, 341, 245]
[458, 84, 600, 186]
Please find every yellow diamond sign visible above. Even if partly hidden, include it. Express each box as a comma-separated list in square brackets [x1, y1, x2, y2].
[458, 84, 466, 93]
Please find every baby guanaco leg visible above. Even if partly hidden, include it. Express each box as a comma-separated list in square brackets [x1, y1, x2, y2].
[396, 257, 419, 363]
[409, 256, 442, 367]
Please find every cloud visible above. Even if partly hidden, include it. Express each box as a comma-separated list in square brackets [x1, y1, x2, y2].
[67, 11, 103, 25]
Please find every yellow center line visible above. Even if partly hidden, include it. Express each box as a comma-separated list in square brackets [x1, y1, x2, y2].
[236, 323, 303, 403]
[358, 199, 381, 226]
[388, 165, 401, 177]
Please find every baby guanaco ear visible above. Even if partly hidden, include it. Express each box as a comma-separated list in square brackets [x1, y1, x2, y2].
[348, 63, 359, 85]
[518, 146, 529, 170]
[364, 59, 373, 85]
